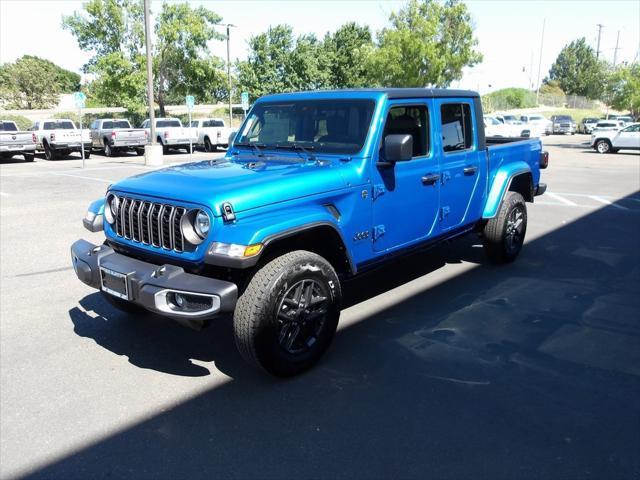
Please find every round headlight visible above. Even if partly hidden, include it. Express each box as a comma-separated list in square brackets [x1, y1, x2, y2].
[104, 193, 119, 224]
[194, 210, 210, 238]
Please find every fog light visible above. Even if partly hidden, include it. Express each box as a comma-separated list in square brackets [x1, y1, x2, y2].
[157, 290, 220, 316]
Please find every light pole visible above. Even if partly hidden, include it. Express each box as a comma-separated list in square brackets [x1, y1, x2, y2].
[143, 0, 162, 165]
[535, 18, 546, 104]
[225, 24, 236, 127]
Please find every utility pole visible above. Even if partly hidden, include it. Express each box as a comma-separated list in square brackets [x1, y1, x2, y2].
[143, 0, 162, 165]
[596, 24, 604, 59]
[613, 30, 621, 66]
[535, 18, 546, 104]
[224, 24, 236, 127]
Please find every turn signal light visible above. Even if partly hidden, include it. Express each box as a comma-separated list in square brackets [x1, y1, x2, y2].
[243, 244, 263, 257]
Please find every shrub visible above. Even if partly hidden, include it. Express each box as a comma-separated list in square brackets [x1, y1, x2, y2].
[484, 88, 537, 110]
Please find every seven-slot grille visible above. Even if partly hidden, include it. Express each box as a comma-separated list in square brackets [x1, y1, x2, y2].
[112, 196, 191, 252]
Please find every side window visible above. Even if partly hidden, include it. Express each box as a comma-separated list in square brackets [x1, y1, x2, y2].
[382, 105, 429, 158]
[141, 120, 149, 128]
[623, 124, 639, 132]
[90, 120, 98, 129]
[440, 103, 473, 152]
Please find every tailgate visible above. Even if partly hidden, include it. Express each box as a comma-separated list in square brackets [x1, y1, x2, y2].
[57, 130, 82, 143]
[0, 132, 33, 148]
[114, 129, 146, 141]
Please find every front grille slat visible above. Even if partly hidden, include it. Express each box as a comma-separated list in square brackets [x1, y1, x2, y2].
[111, 196, 194, 253]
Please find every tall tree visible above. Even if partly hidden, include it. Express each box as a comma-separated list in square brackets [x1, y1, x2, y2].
[548, 38, 605, 99]
[322, 23, 373, 88]
[154, 3, 224, 115]
[63, 0, 225, 113]
[367, 0, 482, 87]
[605, 63, 640, 117]
[0, 56, 79, 109]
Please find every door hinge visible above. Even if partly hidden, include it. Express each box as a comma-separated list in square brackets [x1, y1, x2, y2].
[373, 184, 385, 200]
[440, 206, 450, 220]
[373, 224, 386, 241]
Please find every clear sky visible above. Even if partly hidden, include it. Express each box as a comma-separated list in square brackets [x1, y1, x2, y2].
[1, 0, 639, 94]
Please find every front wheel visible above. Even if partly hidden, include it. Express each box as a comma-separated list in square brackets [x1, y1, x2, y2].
[595, 139, 611, 154]
[482, 191, 527, 264]
[233, 251, 342, 377]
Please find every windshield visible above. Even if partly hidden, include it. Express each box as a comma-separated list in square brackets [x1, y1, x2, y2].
[114, 120, 131, 128]
[236, 99, 376, 154]
[157, 120, 181, 128]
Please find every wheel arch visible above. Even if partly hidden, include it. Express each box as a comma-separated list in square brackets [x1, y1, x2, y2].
[483, 164, 533, 219]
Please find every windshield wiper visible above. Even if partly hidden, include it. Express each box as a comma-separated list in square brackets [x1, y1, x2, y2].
[234, 142, 267, 157]
[274, 143, 316, 161]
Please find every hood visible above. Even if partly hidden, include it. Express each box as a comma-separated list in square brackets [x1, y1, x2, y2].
[112, 155, 349, 216]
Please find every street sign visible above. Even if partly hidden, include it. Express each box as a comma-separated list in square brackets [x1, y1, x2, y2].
[186, 95, 195, 110]
[241, 92, 249, 111]
[74, 91, 86, 109]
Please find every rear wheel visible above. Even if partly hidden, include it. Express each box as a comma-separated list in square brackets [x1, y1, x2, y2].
[204, 137, 215, 152]
[595, 139, 611, 154]
[136, 148, 144, 156]
[158, 138, 168, 155]
[234, 250, 342, 377]
[83, 149, 91, 159]
[23, 153, 34, 162]
[43, 142, 56, 160]
[483, 191, 527, 264]
[104, 142, 113, 157]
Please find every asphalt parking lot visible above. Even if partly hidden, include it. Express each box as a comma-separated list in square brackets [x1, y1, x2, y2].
[1, 135, 639, 479]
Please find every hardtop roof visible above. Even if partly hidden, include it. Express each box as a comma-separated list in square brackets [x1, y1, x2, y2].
[259, 88, 479, 102]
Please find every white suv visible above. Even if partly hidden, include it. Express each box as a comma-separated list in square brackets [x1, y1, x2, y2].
[591, 123, 640, 154]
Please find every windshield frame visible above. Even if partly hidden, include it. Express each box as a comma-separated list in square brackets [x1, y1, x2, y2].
[235, 99, 377, 156]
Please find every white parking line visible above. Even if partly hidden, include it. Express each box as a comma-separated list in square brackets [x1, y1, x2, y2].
[50, 172, 113, 184]
[545, 192, 577, 206]
[589, 195, 629, 210]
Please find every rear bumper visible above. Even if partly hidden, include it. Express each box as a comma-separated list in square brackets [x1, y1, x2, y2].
[70, 239, 238, 320]
[0, 144, 36, 153]
[51, 142, 92, 150]
[110, 139, 146, 148]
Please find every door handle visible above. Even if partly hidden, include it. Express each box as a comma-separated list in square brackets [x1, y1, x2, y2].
[463, 166, 478, 176]
[421, 174, 440, 185]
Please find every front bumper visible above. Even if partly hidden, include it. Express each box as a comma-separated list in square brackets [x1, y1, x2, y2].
[71, 239, 238, 320]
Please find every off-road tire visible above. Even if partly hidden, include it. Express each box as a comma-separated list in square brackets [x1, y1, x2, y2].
[483, 191, 527, 264]
[101, 291, 145, 314]
[43, 142, 56, 161]
[233, 250, 342, 377]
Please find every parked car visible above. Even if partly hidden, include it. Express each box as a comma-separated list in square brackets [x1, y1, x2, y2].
[577, 117, 599, 134]
[591, 123, 640, 154]
[592, 120, 625, 133]
[141, 118, 197, 154]
[72, 88, 548, 376]
[519, 114, 553, 137]
[495, 114, 523, 125]
[190, 118, 232, 152]
[484, 115, 529, 137]
[615, 116, 634, 127]
[549, 115, 577, 135]
[33, 119, 91, 160]
[90, 119, 146, 157]
[0, 120, 36, 162]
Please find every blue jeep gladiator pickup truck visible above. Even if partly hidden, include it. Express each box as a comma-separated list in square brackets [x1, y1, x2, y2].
[71, 88, 548, 376]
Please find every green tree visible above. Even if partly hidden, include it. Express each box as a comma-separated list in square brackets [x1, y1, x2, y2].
[0, 56, 76, 109]
[367, 0, 482, 87]
[154, 2, 224, 115]
[539, 79, 565, 97]
[322, 22, 374, 88]
[548, 38, 605, 99]
[63, 0, 225, 114]
[606, 63, 640, 117]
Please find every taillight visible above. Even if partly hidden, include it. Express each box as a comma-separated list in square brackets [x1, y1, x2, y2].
[50, 133, 55, 142]
[164, 131, 169, 139]
[32, 133, 36, 143]
[144, 130, 148, 138]
[540, 151, 549, 169]
[111, 131, 116, 139]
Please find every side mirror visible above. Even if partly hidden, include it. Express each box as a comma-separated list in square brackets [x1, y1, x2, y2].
[383, 134, 413, 164]
[228, 131, 237, 146]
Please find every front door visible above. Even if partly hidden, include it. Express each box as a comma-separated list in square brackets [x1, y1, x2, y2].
[435, 100, 484, 231]
[371, 100, 441, 252]
[615, 124, 640, 148]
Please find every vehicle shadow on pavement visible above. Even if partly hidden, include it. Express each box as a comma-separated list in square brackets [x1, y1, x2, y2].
[36, 192, 640, 480]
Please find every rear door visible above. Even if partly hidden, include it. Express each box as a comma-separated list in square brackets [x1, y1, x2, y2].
[371, 99, 441, 252]
[435, 99, 484, 232]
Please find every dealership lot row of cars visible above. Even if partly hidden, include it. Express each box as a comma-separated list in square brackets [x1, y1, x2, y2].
[2, 112, 638, 163]
[0, 116, 232, 162]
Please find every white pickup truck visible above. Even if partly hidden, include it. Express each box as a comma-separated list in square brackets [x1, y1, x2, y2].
[189, 118, 231, 151]
[34, 119, 91, 160]
[141, 118, 197, 154]
[90, 119, 147, 157]
[0, 120, 36, 162]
